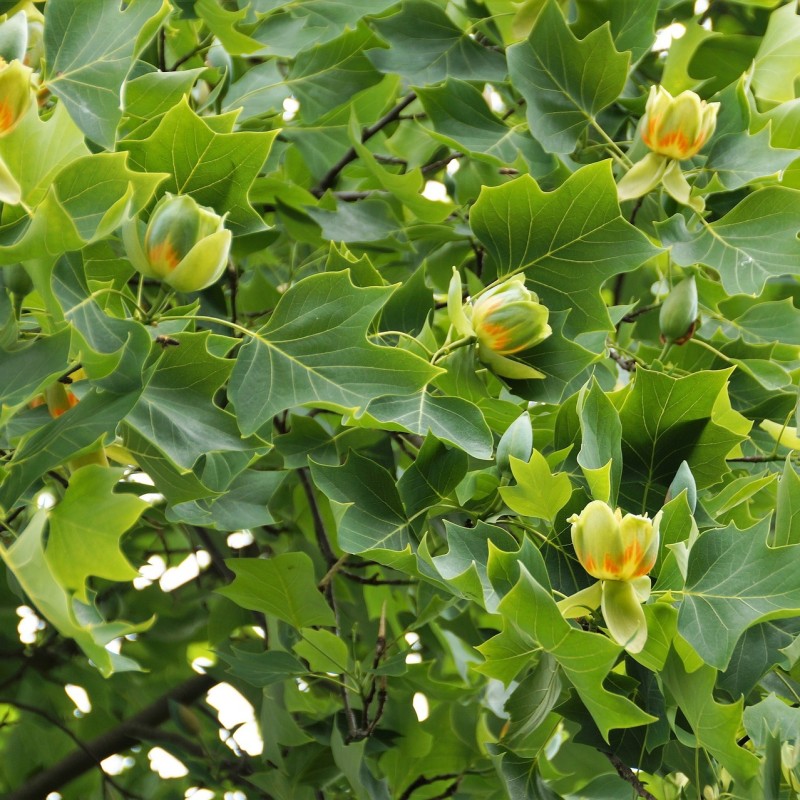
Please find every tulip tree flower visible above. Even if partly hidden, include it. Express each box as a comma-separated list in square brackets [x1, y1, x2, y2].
[123, 193, 232, 292]
[557, 500, 662, 653]
[447, 269, 552, 379]
[617, 85, 719, 213]
[0, 56, 32, 204]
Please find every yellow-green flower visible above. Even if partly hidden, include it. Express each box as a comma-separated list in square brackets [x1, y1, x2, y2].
[447, 270, 551, 379]
[617, 85, 719, 213]
[0, 57, 31, 136]
[558, 500, 662, 653]
[642, 85, 719, 161]
[122, 193, 231, 292]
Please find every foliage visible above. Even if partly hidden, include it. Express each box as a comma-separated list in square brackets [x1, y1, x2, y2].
[1, 1, 800, 799]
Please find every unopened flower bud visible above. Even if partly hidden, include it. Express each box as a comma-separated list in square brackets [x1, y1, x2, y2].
[569, 500, 660, 581]
[472, 277, 551, 356]
[0, 12, 27, 64]
[0, 56, 31, 136]
[659, 275, 698, 344]
[642, 86, 719, 161]
[122, 193, 231, 292]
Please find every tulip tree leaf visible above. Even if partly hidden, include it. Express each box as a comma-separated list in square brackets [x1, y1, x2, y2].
[577, 378, 623, 505]
[367, 0, 507, 84]
[218, 553, 336, 629]
[46, 465, 148, 601]
[0, 511, 151, 677]
[751, 1, 800, 105]
[470, 164, 661, 336]
[678, 517, 800, 670]
[572, 0, 658, 62]
[498, 567, 656, 739]
[617, 368, 750, 514]
[310, 451, 410, 554]
[44, 0, 169, 147]
[507, 1, 629, 154]
[229, 271, 441, 436]
[500, 452, 573, 523]
[120, 98, 278, 234]
[775, 458, 800, 547]
[661, 649, 761, 786]
[658, 187, 800, 296]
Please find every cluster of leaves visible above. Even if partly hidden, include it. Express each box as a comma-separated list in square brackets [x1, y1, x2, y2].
[1, 0, 800, 798]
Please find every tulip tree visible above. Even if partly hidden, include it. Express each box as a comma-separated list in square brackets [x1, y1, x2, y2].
[3, 0, 800, 798]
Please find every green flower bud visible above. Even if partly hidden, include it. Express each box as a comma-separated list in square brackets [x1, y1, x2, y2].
[0, 12, 28, 64]
[569, 500, 660, 581]
[472, 277, 551, 356]
[642, 85, 719, 161]
[0, 56, 31, 136]
[659, 275, 698, 344]
[122, 193, 231, 292]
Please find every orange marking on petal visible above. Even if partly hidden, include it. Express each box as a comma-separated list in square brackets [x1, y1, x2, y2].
[658, 130, 689, 156]
[584, 555, 596, 573]
[51, 391, 79, 418]
[603, 553, 621, 576]
[0, 101, 13, 133]
[481, 322, 511, 351]
[643, 116, 658, 148]
[148, 241, 181, 270]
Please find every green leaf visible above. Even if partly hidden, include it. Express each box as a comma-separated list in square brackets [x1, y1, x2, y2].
[500, 451, 572, 523]
[194, 0, 261, 55]
[572, 0, 658, 62]
[45, 0, 169, 147]
[416, 79, 555, 174]
[122, 67, 205, 129]
[356, 392, 493, 460]
[229, 271, 441, 436]
[218, 648, 307, 688]
[658, 187, 800, 296]
[367, 0, 507, 84]
[288, 27, 383, 122]
[217, 553, 336, 629]
[46, 465, 147, 601]
[294, 628, 349, 673]
[577, 378, 622, 505]
[507, 1, 629, 154]
[310, 451, 409, 553]
[0, 389, 140, 514]
[0, 329, 71, 428]
[121, 98, 278, 234]
[743, 694, 800, 751]
[679, 517, 800, 670]
[397, 435, 468, 518]
[1, 511, 151, 676]
[470, 165, 661, 336]
[661, 649, 760, 787]
[716, 298, 800, 346]
[775, 458, 800, 547]
[504, 653, 563, 744]
[617, 368, 750, 513]
[751, 1, 800, 106]
[498, 567, 656, 739]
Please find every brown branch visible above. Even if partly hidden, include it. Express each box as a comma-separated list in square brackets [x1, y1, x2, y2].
[341, 570, 417, 586]
[608, 348, 638, 372]
[727, 455, 789, 463]
[604, 753, 657, 800]
[421, 151, 463, 175]
[620, 304, 659, 324]
[313, 92, 417, 195]
[399, 773, 461, 800]
[5, 673, 215, 800]
[298, 468, 337, 566]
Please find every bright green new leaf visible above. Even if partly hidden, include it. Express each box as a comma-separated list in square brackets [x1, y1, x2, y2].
[500, 451, 572, 523]
[774, 458, 800, 547]
[218, 553, 336, 629]
[751, 1, 800, 105]
[46, 465, 148, 601]
[577, 378, 622, 505]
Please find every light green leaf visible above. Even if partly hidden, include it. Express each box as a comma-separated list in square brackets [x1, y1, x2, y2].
[507, 1, 629, 154]
[577, 378, 622, 505]
[659, 187, 800, 296]
[572, 0, 658, 62]
[229, 271, 441, 435]
[775, 458, 800, 547]
[500, 451, 572, 523]
[367, 0, 507, 84]
[470, 164, 661, 336]
[218, 553, 336, 629]
[752, 1, 800, 105]
[662, 649, 760, 787]
[121, 98, 278, 234]
[46, 465, 148, 601]
[498, 567, 656, 739]
[194, 0, 261, 55]
[679, 517, 800, 670]
[294, 628, 349, 673]
[743, 694, 800, 750]
[45, 0, 169, 147]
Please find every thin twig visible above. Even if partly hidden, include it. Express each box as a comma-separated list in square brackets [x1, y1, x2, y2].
[399, 773, 461, 800]
[608, 348, 638, 372]
[621, 304, 659, 324]
[341, 571, 417, 586]
[298, 468, 337, 566]
[727, 455, 789, 463]
[313, 92, 418, 194]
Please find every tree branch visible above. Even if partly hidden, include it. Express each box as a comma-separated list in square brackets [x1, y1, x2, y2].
[603, 753, 657, 800]
[313, 92, 417, 195]
[399, 773, 461, 800]
[5, 673, 215, 800]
